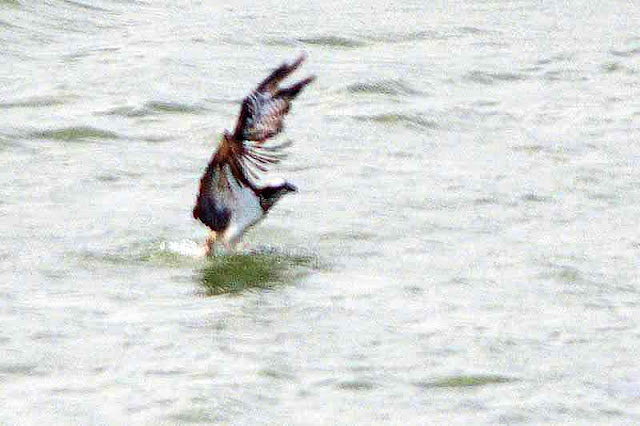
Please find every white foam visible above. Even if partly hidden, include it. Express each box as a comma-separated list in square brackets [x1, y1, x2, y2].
[163, 240, 208, 258]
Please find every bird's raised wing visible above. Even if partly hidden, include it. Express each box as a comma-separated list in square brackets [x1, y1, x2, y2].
[233, 53, 315, 143]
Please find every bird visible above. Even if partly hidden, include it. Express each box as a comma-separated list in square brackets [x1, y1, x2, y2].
[193, 54, 315, 255]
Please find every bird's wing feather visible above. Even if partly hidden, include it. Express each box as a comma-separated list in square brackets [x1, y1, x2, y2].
[233, 53, 315, 143]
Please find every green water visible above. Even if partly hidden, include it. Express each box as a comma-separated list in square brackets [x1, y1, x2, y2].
[199, 252, 317, 296]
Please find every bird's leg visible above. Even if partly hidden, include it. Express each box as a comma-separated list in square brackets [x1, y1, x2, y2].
[204, 231, 217, 257]
[221, 238, 239, 253]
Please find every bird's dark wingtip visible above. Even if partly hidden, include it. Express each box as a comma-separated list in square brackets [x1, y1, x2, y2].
[290, 52, 307, 69]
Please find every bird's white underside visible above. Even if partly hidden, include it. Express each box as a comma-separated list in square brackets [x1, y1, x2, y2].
[215, 165, 285, 244]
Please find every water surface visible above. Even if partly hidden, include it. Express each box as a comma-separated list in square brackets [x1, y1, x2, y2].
[1, 0, 639, 424]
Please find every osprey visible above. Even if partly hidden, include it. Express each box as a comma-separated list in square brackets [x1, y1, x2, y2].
[193, 54, 315, 254]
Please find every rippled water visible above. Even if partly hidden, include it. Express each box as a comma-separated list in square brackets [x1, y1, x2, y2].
[1, 0, 639, 424]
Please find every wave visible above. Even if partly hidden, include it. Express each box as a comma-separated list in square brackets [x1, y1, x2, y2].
[363, 30, 439, 44]
[465, 70, 528, 85]
[299, 35, 365, 48]
[414, 375, 517, 389]
[28, 126, 120, 142]
[363, 27, 495, 44]
[0, 95, 69, 109]
[100, 101, 207, 118]
[267, 35, 365, 49]
[610, 47, 640, 58]
[352, 113, 439, 130]
[0, 0, 21, 8]
[346, 79, 423, 96]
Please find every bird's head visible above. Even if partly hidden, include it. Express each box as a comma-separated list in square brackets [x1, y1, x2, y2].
[258, 178, 297, 212]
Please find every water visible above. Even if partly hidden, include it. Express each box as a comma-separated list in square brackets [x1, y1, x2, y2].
[1, 0, 639, 424]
